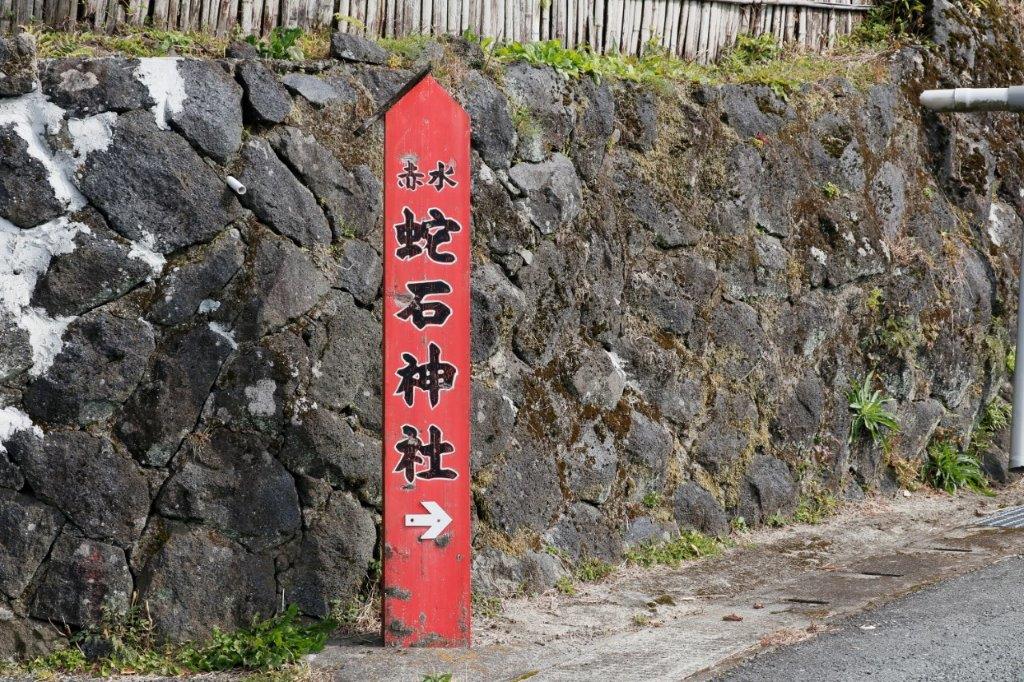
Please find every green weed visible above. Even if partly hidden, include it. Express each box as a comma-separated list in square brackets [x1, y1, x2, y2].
[969, 397, 1012, 457]
[26, 25, 228, 58]
[729, 516, 749, 533]
[422, 674, 453, 682]
[865, 288, 884, 314]
[625, 531, 725, 568]
[764, 511, 788, 528]
[822, 181, 841, 199]
[720, 33, 782, 68]
[575, 558, 615, 582]
[1008, 346, 1016, 374]
[923, 440, 991, 495]
[473, 593, 504, 619]
[793, 491, 839, 524]
[245, 26, 305, 60]
[641, 491, 663, 509]
[848, 371, 900, 445]
[7, 604, 337, 677]
[555, 576, 576, 595]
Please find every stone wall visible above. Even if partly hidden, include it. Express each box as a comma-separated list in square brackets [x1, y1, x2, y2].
[1, 1, 1023, 653]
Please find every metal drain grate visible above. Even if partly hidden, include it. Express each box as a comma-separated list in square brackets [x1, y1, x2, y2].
[977, 505, 1024, 528]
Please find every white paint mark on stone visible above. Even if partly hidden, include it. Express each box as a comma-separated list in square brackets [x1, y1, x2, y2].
[0, 405, 42, 455]
[127, 231, 166, 276]
[208, 321, 238, 350]
[809, 247, 827, 266]
[133, 58, 186, 130]
[66, 111, 116, 164]
[0, 90, 86, 212]
[244, 379, 277, 417]
[198, 299, 221, 314]
[0, 215, 88, 376]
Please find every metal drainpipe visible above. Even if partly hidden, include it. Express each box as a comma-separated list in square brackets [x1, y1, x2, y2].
[921, 86, 1024, 470]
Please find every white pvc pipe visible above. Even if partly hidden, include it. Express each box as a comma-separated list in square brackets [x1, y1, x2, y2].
[920, 84, 1024, 470]
[226, 176, 247, 195]
[920, 86, 1024, 113]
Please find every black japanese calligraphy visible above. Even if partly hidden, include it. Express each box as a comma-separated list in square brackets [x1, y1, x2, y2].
[395, 342, 456, 408]
[396, 280, 452, 329]
[427, 161, 457, 191]
[393, 207, 461, 264]
[397, 159, 424, 190]
[393, 424, 458, 484]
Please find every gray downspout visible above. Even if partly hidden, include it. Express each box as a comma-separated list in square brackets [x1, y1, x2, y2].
[920, 86, 1024, 470]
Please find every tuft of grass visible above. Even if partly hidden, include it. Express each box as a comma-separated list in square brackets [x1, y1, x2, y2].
[729, 516, 749, 533]
[1008, 346, 1017, 374]
[821, 181, 841, 199]
[6, 604, 336, 677]
[25, 24, 228, 58]
[849, 0, 927, 45]
[378, 34, 434, 65]
[923, 440, 991, 496]
[848, 371, 900, 445]
[625, 531, 725, 568]
[575, 557, 615, 582]
[632, 613, 652, 626]
[422, 674, 453, 682]
[968, 397, 1012, 458]
[641, 491, 663, 509]
[764, 511, 788, 528]
[555, 576, 576, 595]
[492, 33, 884, 96]
[472, 593, 503, 620]
[865, 287, 884, 314]
[793, 491, 839, 525]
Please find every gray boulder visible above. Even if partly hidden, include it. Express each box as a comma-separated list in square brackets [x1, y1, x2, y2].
[308, 292, 381, 429]
[157, 428, 301, 551]
[0, 33, 37, 97]
[269, 126, 382, 240]
[237, 60, 292, 124]
[0, 314, 32, 383]
[692, 390, 759, 474]
[623, 410, 673, 492]
[771, 372, 825, 450]
[509, 154, 583, 234]
[563, 425, 618, 504]
[136, 523, 276, 642]
[281, 73, 350, 107]
[279, 490, 376, 618]
[673, 482, 729, 537]
[545, 503, 623, 563]
[737, 455, 798, 525]
[24, 310, 155, 426]
[0, 123, 63, 228]
[459, 71, 515, 170]
[477, 437, 562, 534]
[31, 535, 132, 628]
[330, 32, 388, 65]
[567, 346, 626, 411]
[169, 60, 244, 163]
[470, 384, 517, 471]
[232, 231, 330, 337]
[116, 322, 237, 466]
[78, 110, 242, 253]
[31, 227, 152, 317]
[40, 57, 152, 116]
[148, 228, 245, 326]
[471, 263, 526, 362]
[281, 407, 381, 505]
[0, 490, 63, 600]
[237, 138, 332, 247]
[5, 430, 150, 544]
[332, 238, 381, 306]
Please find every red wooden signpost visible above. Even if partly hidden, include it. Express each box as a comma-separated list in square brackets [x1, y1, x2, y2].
[381, 74, 472, 647]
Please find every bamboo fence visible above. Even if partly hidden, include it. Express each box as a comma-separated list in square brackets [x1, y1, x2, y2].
[1, 0, 873, 62]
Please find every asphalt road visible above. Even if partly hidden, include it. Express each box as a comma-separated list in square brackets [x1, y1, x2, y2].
[718, 555, 1024, 682]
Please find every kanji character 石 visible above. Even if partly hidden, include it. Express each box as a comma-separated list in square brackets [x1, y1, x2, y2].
[396, 280, 452, 329]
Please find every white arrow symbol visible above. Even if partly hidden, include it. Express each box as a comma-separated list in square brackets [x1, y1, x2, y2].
[405, 500, 452, 540]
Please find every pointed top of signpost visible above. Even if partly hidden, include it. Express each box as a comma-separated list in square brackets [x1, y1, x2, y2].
[353, 64, 467, 137]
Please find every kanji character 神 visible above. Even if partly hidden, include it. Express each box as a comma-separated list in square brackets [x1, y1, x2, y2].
[393, 425, 457, 485]
[396, 280, 452, 329]
[395, 342, 456, 407]
[393, 207, 461, 263]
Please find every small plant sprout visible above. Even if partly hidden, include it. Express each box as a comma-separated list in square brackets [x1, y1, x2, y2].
[625, 531, 726, 568]
[848, 371, 900, 445]
[555, 576, 576, 595]
[822, 181, 841, 199]
[641, 491, 663, 508]
[923, 441, 991, 495]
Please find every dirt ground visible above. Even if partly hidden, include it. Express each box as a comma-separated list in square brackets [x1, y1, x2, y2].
[315, 483, 1024, 680]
